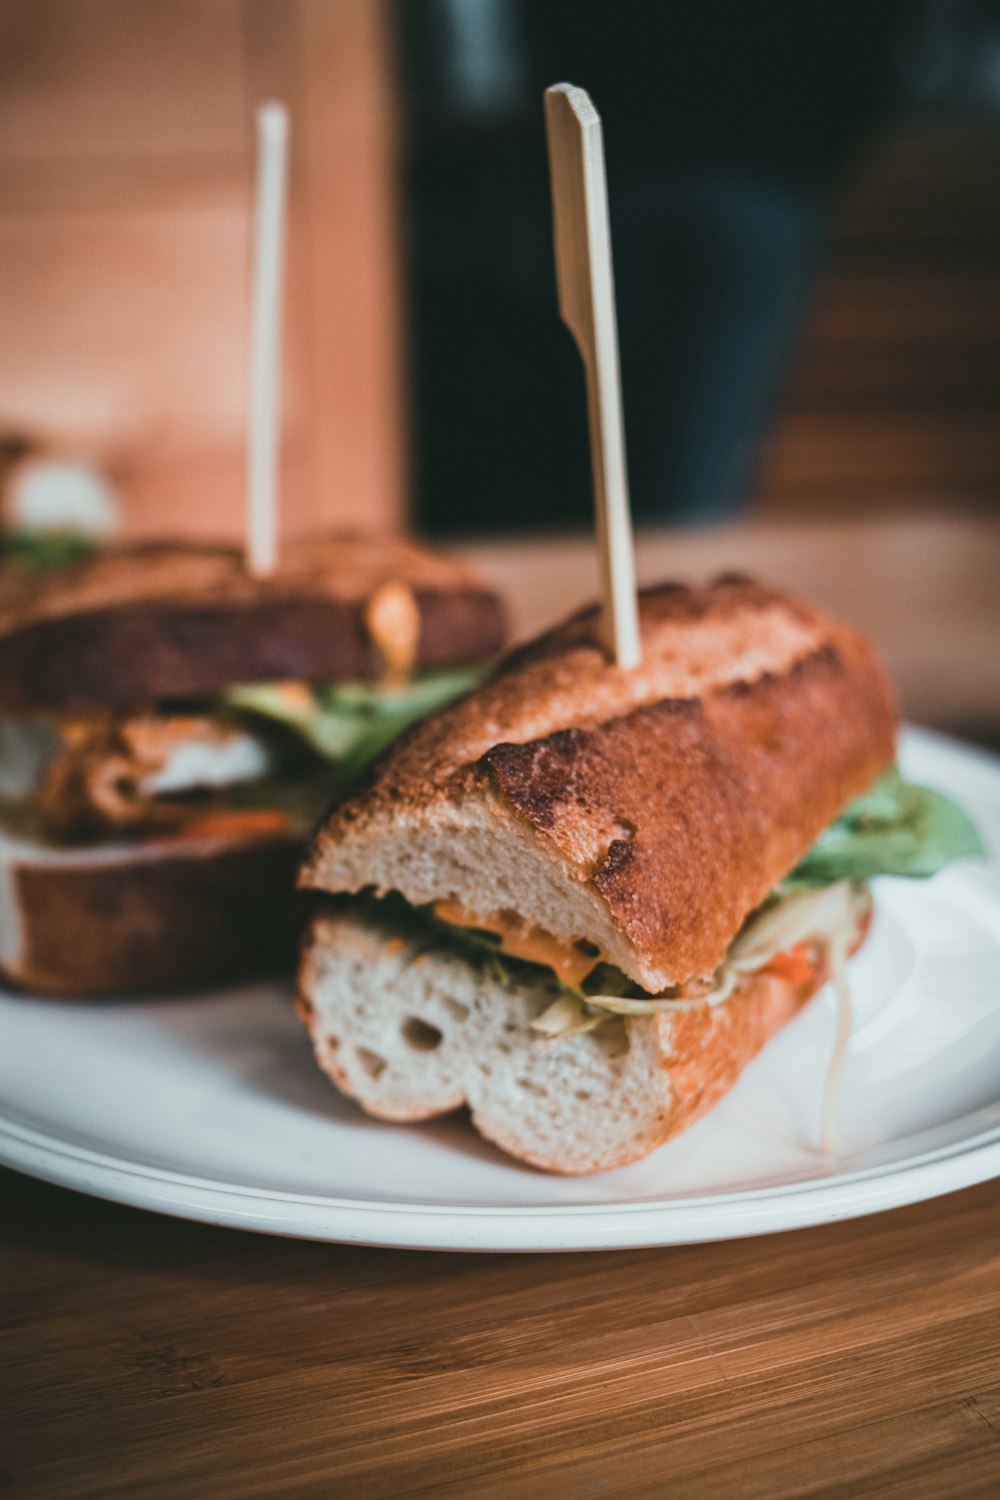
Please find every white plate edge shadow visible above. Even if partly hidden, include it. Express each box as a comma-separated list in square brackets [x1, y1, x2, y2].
[2, 723, 999, 1251]
[3, 1112, 1000, 1252]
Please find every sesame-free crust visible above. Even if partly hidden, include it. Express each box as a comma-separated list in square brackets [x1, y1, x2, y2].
[303, 577, 896, 988]
[0, 535, 506, 713]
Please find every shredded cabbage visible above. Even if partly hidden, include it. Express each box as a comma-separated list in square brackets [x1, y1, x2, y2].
[524, 768, 983, 1041]
[821, 931, 853, 1156]
[428, 765, 983, 1153]
[531, 881, 868, 1038]
[408, 766, 983, 1062]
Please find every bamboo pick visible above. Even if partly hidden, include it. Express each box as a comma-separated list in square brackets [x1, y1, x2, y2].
[544, 83, 641, 669]
[245, 101, 290, 579]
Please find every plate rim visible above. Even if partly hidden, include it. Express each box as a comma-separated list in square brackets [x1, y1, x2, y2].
[4, 1113, 1000, 1250]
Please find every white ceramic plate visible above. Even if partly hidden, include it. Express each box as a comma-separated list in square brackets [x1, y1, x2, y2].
[2, 726, 999, 1252]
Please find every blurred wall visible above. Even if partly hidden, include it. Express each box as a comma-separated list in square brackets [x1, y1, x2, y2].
[0, 0, 404, 540]
[2, 1, 999, 543]
[394, 0, 1000, 534]
[755, 120, 1000, 513]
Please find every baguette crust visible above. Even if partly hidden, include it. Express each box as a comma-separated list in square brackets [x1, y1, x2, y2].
[0, 828, 304, 995]
[297, 901, 848, 1174]
[0, 535, 506, 713]
[302, 578, 896, 989]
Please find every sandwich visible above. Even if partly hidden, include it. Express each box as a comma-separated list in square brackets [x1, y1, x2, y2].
[297, 575, 982, 1173]
[0, 533, 506, 996]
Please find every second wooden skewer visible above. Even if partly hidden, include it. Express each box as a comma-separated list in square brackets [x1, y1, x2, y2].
[246, 100, 290, 580]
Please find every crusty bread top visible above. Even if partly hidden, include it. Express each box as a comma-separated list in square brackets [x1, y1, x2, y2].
[302, 577, 896, 988]
[0, 534, 506, 713]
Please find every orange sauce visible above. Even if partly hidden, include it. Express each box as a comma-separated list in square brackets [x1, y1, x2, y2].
[433, 899, 597, 989]
[158, 807, 293, 843]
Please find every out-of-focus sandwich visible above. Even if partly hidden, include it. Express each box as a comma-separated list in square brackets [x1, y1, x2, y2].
[298, 575, 982, 1173]
[0, 534, 506, 995]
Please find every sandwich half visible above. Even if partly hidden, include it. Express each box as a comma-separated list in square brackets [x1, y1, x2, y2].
[298, 576, 980, 1173]
[0, 533, 505, 995]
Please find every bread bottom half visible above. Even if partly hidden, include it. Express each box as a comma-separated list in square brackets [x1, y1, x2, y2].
[0, 826, 304, 996]
[298, 901, 844, 1174]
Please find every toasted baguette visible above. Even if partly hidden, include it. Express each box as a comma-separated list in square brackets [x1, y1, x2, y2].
[297, 900, 848, 1174]
[301, 577, 896, 992]
[0, 824, 303, 996]
[0, 534, 506, 714]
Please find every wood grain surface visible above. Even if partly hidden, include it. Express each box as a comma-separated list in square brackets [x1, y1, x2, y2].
[2, 1168, 999, 1499]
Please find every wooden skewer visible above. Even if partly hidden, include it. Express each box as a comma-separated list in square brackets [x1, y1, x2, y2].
[544, 83, 641, 669]
[245, 101, 290, 579]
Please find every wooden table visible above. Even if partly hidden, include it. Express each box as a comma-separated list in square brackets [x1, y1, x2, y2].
[3, 515, 1000, 1499]
[4, 1169, 1000, 1498]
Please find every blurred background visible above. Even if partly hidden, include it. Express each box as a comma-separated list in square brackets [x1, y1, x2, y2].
[3, 0, 1000, 536]
[0, 0, 998, 731]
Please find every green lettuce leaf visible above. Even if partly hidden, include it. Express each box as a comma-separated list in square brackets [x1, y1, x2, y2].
[217, 668, 481, 825]
[0, 529, 97, 573]
[225, 667, 479, 778]
[786, 766, 984, 888]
